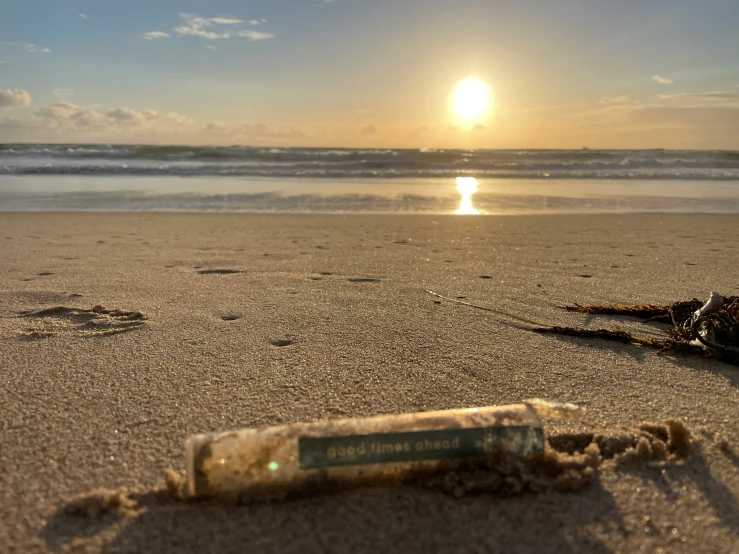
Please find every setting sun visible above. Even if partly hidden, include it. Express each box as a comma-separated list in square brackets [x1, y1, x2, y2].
[451, 78, 492, 123]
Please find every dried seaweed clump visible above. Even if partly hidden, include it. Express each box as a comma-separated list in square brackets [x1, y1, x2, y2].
[564, 302, 688, 323]
[551, 293, 739, 366]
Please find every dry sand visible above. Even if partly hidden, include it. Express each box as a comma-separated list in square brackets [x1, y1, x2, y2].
[1, 212, 738, 553]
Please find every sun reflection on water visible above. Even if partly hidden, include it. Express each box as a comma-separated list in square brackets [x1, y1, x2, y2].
[455, 176, 480, 215]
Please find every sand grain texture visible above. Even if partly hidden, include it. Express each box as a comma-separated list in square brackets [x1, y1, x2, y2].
[1, 213, 738, 553]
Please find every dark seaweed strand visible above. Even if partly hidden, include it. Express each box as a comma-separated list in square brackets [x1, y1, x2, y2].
[563, 304, 672, 319]
[537, 326, 739, 366]
[533, 327, 659, 346]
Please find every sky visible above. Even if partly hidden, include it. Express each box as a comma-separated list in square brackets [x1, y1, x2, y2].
[1, 0, 739, 149]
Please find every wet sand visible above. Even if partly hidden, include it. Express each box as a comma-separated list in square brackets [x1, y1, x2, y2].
[1, 213, 738, 553]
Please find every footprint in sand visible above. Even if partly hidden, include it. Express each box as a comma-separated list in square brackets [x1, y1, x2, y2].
[197, 269, 243, 275]
[347, 278, 381, 283]
[4, 305, 147, 340]
[269, 339, 296, 347]
[220, 314, 241, 321]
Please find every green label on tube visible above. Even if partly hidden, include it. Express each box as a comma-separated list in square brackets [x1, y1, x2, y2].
[298, 425, 544, 469]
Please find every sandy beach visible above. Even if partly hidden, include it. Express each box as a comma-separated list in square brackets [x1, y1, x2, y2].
[1, 212, 738, 553]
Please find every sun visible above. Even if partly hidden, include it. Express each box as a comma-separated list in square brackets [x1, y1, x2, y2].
[451, 78, 492, 122]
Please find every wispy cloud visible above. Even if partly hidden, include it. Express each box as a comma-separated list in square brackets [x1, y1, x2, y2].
[209, 17, 244, 25]
[658, 91, 739, 101]
[80, 14, 87, 20]
[472, 123, 488, 131]
[361, 124, 377, 135]
[172, 13, 273, 41]
[0, 89, 32, 109]
[143, 32, 171, 40]
[205, 45, 217, 50]
[25, 43, 51, 53]
[176, 29, 226, 40]
[174, 27, 228, 40]
[599, 95, 632, 104]
[652, 75, 674, 85]
[236, 30, 274, 41]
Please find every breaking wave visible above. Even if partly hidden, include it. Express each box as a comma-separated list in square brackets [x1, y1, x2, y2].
[2, 144, 739, 180]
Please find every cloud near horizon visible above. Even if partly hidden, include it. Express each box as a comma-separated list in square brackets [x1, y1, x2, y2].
[0, 89, 32, 109]
[0, 98, 309, 143]
[554, 101, 739, 148]
[658, 91, 739, 102]
[107, 107, 159, 125]
[3, 90, 739, 148]
[0, 101, 195, 139]
[652, 75, 674, 85]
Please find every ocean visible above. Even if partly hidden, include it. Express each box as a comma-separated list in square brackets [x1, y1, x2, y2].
[2, 144, 739, 214]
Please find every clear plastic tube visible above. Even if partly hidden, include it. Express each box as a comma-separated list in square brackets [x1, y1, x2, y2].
[186, 403, 549, 499]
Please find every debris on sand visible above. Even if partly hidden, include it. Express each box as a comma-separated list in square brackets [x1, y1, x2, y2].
[63, 487, 139, 518]
[164, 468, 186, 499]
[555, 292, 739, 365]
[62, 421, 692, 515]
[665, 419, 691, 457]
[714, 434, 730, 452]
[427, 290, 739, 366]
[63, 469, 186, 519]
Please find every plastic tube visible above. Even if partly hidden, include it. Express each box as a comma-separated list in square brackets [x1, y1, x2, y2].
[186, 403, 550, 499]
